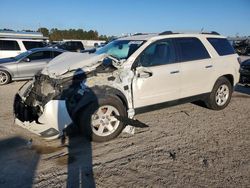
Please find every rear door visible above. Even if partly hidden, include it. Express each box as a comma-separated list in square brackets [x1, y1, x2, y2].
[132, 39, 181, 108]
[17, 51, 52, 78]
[174, 37, 214, 98]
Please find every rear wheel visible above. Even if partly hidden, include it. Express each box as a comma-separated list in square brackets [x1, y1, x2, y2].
[205, 77, 233, 110]
[78, 96, 126, 142]
[0, 70, 11, 85]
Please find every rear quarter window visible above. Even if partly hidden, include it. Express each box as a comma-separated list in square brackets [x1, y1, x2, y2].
[0, 40, 20, 50]
[207, 38, 235, 56]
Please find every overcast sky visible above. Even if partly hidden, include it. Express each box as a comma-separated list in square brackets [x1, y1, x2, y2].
[0, 0, 249, 36]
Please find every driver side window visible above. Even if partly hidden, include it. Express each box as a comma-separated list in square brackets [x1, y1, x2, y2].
[137, 39, 176, 67]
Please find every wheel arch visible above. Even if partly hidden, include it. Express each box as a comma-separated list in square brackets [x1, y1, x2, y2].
[71, 85, 128, 121]
[0, 67, 13, 78]
[221, 74, 234, 87]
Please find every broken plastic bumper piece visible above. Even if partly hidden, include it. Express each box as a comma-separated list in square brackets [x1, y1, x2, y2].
[14, 94, 72, 139]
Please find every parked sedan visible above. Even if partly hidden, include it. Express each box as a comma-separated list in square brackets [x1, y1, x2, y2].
[240, 59, 250, 85]
[0, 48, 65, 85]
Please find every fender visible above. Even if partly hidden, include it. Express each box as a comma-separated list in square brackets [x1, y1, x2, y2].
[0, 66, 14, 78]
[71, 85, 128, 120]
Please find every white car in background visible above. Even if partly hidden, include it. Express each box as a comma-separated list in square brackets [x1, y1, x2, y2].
[0, 31, 48, 58]
[0, 38, 46, 58]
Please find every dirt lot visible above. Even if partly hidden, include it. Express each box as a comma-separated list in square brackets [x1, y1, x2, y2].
[0, 60, 250, 187]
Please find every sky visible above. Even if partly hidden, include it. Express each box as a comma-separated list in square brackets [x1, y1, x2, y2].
[0, 0, 249, 37]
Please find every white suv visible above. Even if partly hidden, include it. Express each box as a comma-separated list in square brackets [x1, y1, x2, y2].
[14, 31, 240, 142]
[0, 38, 46, 58]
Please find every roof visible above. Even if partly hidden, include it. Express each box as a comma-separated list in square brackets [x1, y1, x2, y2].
[0, 31, 48, 40]
[117, 31, 225, 41]
[118, 34, 158, 41]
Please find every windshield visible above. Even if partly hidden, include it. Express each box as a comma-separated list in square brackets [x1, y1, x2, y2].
[14, 50, 32, 60]
[95, 40, 144, 59]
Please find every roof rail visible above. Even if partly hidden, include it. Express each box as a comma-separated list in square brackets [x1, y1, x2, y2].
[133, 33, 154, 36]
[159, 31, 176, 35]
[201, 31, 220, 35]
[159, 30, 220, 36]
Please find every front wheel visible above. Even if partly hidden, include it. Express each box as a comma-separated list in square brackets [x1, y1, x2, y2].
[78, 96, 126, 142]
[205, 77, 233, 110]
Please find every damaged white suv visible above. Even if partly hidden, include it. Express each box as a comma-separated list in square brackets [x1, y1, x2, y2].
[14, 31, 240, 142]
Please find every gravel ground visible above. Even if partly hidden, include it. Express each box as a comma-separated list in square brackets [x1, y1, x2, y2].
[0, 57, 250, 188]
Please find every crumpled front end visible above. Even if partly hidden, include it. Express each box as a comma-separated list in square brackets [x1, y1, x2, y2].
[13, 52, 136, 139]
[14, 74, 73, 139]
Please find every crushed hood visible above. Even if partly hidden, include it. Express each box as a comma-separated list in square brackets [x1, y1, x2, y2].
[41, 52, 107, 78]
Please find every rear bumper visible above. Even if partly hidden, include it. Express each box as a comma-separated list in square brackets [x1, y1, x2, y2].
[14, 94, 73, 139]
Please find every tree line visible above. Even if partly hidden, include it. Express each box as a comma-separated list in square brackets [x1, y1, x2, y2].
[37, 27, 109, 41]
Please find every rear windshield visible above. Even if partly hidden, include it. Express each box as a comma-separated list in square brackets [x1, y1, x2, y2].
[23, 41, 46, 50]
[207, 38, 235, 56]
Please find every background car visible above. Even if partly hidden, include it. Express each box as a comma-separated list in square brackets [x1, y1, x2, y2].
[0, 48, 65, 85]
[0, 31, 48, 58]
[53, 41, 85, 52]
[240, 59, 250, 85]
[233, 39, 250, 55]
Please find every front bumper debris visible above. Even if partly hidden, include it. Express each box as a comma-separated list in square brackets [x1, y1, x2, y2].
[14, 94, 72, 139]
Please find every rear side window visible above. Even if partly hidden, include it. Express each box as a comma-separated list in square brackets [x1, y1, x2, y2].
[23, 41, 46, 50]
[0, 40, 20, 50]
[207, 38, 235, 56]
[175, 37, 210, 62]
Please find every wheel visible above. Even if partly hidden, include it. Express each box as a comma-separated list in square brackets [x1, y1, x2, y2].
[78, 95, 127, 142]
[205, 77, 233, 110]
[0, 70, 11, 85]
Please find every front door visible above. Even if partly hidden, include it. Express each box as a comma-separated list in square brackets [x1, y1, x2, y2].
[17, 51, 52, 78]
[132, 39, 181, 108]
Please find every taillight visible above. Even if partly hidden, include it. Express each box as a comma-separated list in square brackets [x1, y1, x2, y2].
[237, 57, 241, 64]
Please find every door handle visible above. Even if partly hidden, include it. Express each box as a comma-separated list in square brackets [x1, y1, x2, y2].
[138, 71, 153, 78]
[205, 65, 213, 68]
[170, 70, 180, 74]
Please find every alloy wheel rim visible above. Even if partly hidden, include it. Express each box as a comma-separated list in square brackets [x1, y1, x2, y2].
[91, 105, 120, 137]
[215, 84, 229, 106]
[0, 71, 8, 84]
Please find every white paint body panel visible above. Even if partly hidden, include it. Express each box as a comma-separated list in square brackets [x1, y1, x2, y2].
[133, 64, 181, 108]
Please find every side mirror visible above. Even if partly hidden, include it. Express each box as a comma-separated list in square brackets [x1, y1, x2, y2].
[23, 57, 30, 62]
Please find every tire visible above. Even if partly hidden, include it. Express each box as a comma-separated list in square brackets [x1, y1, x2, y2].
[0, 70, 11, 85]
[77, 95, 127, 142]
[205, 77, 233, 110]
